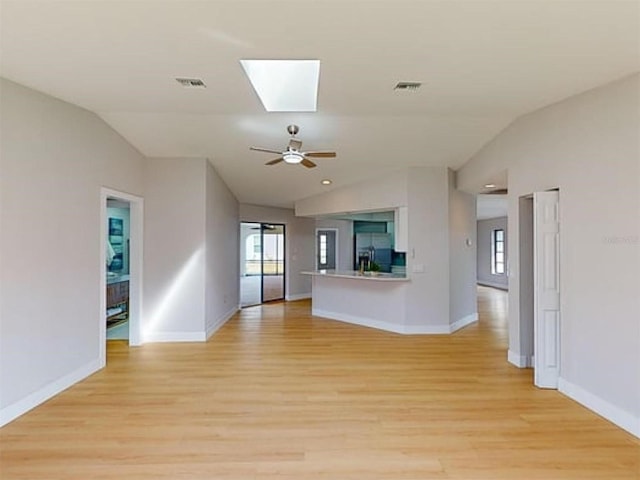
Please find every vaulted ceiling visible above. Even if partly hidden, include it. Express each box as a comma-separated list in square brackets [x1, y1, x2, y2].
[1, 1, 638, 207]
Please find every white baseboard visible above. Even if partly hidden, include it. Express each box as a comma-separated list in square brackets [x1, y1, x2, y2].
[0, 359, 102, 428]
[450, 313, 478, 333]
[507, 349, 532, 368]
[312, 308, 452, 335]
[558, 378, 639, 439]
[143, 331, 207, 343]
[477, 281, 508, 291]
[313, 308, 405, 334]
[206, 306, 239, 339]
[285, 292, 311, 301]
[404, 324, 451, 334]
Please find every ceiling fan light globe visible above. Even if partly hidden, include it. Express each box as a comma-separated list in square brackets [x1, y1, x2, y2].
[283, 152, 303, 164]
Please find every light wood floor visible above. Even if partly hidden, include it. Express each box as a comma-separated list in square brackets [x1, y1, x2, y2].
[1, 287, 638, 479]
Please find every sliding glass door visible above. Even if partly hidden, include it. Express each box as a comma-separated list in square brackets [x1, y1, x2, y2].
[261, 224, 285, 302]
[240, 222, 285, 307]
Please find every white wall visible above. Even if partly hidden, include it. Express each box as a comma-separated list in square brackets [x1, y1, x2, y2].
[143, 158, 240, 341]
[448, 169, 478, 327]
[239, 204, 315, 300]
[457, 73, 640, 437]
[315, 218, 353, 270]
[296, 167, 477, 332]
[295, 170, 408, 217]
[0, 78, 145, 425]
[205, 161, 239, 337]
[405, 167, 450, 329]
[477, 216, 508, 289]
[143, 158, 207, 341]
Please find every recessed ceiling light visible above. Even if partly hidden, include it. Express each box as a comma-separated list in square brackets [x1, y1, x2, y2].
[321, 179, 332, 185]
[484, 184, 496, 188]
[240, 60, 320, 112]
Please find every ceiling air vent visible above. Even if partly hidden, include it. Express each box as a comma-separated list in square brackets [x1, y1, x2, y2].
[175, 77, 206, 88]
[394, 81, 422, 91]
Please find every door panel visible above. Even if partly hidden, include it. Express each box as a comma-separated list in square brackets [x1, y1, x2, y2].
[262, 224, 285, 302]
[240, 222, 262, 307]
[534, 191, 560, 389]
[543, 311, 559, 368]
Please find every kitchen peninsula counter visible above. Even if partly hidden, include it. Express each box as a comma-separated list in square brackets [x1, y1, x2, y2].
[301, 270, 409, 282]
[302, 269, 411, 334]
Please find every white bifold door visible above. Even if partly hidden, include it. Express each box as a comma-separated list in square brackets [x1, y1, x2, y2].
[534, 191, 561, 389]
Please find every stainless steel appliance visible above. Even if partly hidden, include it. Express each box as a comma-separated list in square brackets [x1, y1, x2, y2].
[355, 233, 392, 272]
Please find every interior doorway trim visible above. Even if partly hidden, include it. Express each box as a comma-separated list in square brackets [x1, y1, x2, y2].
[100, 187, 144, 367]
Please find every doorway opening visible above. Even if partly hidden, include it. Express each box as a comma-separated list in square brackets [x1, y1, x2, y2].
[240, 222, 285, 307]
[100, 188, 143, 366]
[106, 199, 130, 341]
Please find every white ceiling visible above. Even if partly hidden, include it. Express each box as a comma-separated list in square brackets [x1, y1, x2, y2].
[1, 1, 638, 207]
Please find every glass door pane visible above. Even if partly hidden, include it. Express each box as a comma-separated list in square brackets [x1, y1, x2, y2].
[240, 222, 262, 307]
[262, 224, 285, 302]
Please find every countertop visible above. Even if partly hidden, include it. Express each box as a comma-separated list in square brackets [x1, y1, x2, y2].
[301, 270, 410, 282]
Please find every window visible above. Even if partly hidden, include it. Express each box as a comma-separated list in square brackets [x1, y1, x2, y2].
[319, 234, 327, 265]
[252, 234, 261, 257]
[491, 229, 505, 274]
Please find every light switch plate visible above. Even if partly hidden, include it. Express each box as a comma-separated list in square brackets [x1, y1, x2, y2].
[412, 264, 425, 273]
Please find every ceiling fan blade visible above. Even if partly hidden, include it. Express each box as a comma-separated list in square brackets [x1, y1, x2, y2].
[301, 159, 317, 168]
[250, 146, 283, 155]
[288, 139, 302, 151]
[265, 158, 284, 166]
[303, 151, 337, 158]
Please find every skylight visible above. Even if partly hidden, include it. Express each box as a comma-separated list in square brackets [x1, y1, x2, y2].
[240, 60, 320, 112]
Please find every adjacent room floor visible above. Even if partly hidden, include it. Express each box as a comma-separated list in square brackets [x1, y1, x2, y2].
[1, 287, 637, 479]
[106, 319, 128, 340]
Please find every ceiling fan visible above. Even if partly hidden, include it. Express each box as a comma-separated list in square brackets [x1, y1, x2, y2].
[250, 125, 336, 168]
